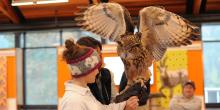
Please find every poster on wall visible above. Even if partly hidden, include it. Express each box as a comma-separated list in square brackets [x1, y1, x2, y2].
[0, 56, 7, 110]
[155, 50, 188, 110]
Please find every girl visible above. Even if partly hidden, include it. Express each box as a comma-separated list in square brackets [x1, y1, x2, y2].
[61, 39, 139, 110]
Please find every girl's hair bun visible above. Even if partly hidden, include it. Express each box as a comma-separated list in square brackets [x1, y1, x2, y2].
[63, 38, 89, 61]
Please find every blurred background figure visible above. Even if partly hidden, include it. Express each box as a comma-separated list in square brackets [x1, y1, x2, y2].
[170, 80, 202, 110]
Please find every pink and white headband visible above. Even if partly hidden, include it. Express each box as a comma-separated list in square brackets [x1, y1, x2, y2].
[66, 48, 102, 78]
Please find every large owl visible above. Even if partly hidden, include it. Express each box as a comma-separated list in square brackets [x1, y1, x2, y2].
[75, 3, 199, 87]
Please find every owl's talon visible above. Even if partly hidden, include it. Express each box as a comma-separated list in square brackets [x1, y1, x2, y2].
[133, 76, 147, 87]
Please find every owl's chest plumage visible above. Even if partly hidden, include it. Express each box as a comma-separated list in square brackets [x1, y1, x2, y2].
[116, 34, 152, 81]
[117, 33, 152, 67]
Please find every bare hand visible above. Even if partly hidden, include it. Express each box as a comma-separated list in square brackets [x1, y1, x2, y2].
[124, 96, 139, 110]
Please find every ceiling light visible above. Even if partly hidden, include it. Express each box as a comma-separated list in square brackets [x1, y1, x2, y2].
[12, 0, 68, 6]
[11, 1, 34, 6]
[37, 0, 68, 4]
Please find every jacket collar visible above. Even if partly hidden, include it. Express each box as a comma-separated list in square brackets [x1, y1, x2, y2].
[64, 80, 91, 96]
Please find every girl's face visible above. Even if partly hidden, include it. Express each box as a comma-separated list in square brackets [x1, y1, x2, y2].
[183, 85, 195, 98]
[85, 68, 99, 83]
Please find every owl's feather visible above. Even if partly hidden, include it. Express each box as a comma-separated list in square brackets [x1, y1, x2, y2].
[75, 3, 134, 41]
[139, 6, 199, 61]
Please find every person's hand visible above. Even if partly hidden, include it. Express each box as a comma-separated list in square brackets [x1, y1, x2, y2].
[115, 79, 151, 106]
[115, 82, 142, 103]
[124, 96, 139, 110]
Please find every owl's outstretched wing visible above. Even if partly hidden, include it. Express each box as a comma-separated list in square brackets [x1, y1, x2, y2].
[139, 6, 200, 61]
[75, 3, 134, 41]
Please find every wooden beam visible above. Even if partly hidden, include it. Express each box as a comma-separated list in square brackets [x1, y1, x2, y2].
[99, 0, 109, 3]
[186, 0, 194, 14]
[110, 0, 186, 6]
[2, 14, 220, 32]
[88, 0, 100, 4]
[0, 0, 20, 24]
[200, 0, 207, 13]
[193, 0, 202, 15]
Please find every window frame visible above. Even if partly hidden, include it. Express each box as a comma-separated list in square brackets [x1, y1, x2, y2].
[202, 23, 220, 107]
[21, 31, 60, 108]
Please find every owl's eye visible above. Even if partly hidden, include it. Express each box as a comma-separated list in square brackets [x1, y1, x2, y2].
[117, 41, 123, 46]
[120, 53, 127, 59]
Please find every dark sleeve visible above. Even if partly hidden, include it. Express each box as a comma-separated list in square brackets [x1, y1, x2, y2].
[119, 72, 127, 92]
[89, 68, 112, 105]
[100, 68, 112, 104]
[87, 81, 102, 103]
[100, 68, 112, 83]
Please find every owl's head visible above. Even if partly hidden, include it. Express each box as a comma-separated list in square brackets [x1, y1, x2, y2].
[117, 32, 142, 59]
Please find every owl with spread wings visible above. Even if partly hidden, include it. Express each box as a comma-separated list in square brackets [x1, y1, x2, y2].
[75, 2, 199, 87]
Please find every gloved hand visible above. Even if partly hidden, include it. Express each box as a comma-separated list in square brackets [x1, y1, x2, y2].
[138, 79, 150, 106]
[114, 79, 151, 106]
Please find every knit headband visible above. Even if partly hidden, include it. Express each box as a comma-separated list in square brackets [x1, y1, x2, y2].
[67, 48, 102, 78]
